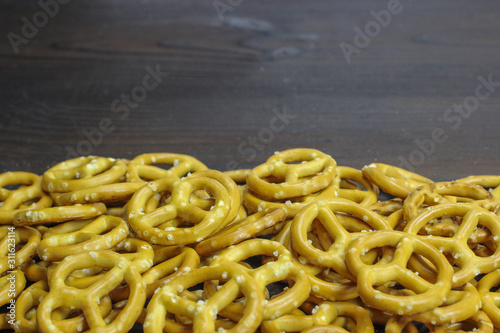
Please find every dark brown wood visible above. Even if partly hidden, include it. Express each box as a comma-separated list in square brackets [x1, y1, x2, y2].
[1, 0, 499, 181]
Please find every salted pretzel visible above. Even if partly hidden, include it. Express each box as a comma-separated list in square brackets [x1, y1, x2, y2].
[336, 166, 379, 207]
[42, 156, 128, 193]
[52, 182, 145, 206]
[208, 238, 311, 320]
[403, 181, 500, 222]
[346, 230, 454, 315]
[127, 173, 232, 246]
[246, 148, 337, 200]
[0, 172, 52, 224]
[195, 209, 287, 257]
[126, 152, 207, 182]
[37, 215, 129, 261]
[362, 163, 432, 199]
[224, 169, 251, 184]
[20, 258, 50, 282]
[428, 310, 494, 333]
[272, 220, 359, 302]
[385, 316, 420, 333]
[37, 250, 146, 333]
[291, 198, 392, 281]
[144, 264, 265, 333]
[404, 203, 500, 287]
[477, 269, 500, 328]
[261, 301, 374, 333]
[458, 175, 500, 199]
[12, 202, 107, 226]
[13, 279, 113, 333]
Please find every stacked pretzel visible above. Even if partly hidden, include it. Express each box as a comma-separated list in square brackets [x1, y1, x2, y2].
[1, 148, 500, 332]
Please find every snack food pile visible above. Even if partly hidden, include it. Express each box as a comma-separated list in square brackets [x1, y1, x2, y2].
[1, 148, 500, 332]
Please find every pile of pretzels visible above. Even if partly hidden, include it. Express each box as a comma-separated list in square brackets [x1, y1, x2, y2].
[1, 148, 500, 333]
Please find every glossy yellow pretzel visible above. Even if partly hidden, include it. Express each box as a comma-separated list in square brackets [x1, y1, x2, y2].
[261, 301, 374, 333]
[127, 174, 231, 245]
[291, 198, 392, 281]
[195, 209, 287, 257]
[37, 215, 129, 261]
[12, 202, 107, 226]
[404, 203, 500, 287]
[42, 156, 127, 193]
[362, 163, 432, 199]
[127, 152, 207, 182]
[336, 166, 379, 207]
[246, 148, 337, 200]
[144, 264, 265, 333]
[458, 175, 500, 199]
[52, 182, 145, 206]
[37, 250, 146, 333]
[477, 269, 500, 328]
[346, 230, 453, 315]
[0, 171, 52, 224]
[209, 238, 311, 320]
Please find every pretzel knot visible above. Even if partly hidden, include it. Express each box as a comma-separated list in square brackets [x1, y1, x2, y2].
[0, 172, 52, 224]
[126, 152, 207, 182]
[127, 172, 232, 245]
[42, 156, 128, 193]
[144, 265, 265, 333]
[37, 250, 146, 333]
[246, 148, 337, 200]
[291, 198, 392, 281]
[36, 215, 130, 261]
[208, 238, 311, 320]
[362, 163, 432, 199]
[404, 203, 500, 287]
[346, 230, 453, 316]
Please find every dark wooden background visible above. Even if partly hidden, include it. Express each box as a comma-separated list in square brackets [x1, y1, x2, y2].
[1, 0, 499, 181]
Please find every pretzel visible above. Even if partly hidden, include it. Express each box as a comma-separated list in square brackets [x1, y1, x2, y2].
[428, 310, 494, 333]
[12, 202, 107, 226]
[346, 230, 453, 315]
[208, 238, 311, 320]
[243, 182, 338, 218]
[458, 175, 500, 199]
[37, 215, 129, 261]
[362, 163, 432, 199]
[12, 279, 113, 333]
[336, 166, 379, 207]
[52, 182, 145, 206]
[141, 245, 200, 298]
[273, 220, 359, 301]
[20, 258, 50, 282]
[403, 181, 500, 222]
[37, 250, 146, 332]
[246, 148, 337, 200]
[409, 283, 481, 325]
[195, 208, 287, 257]
[291, 198, 392, 281]
[143, 264, 264, 333]
[404, 203, 500, 287]
[0, 172, 52, 224]
[477, 269, 500, 328]
[385, 316, 420, 333]
[261, 301, 374, 333]
[127, 152, 207, 182]
[224, 169, 251, 184]
[127, 173, 231, 245]
[42, 156, 128, 193]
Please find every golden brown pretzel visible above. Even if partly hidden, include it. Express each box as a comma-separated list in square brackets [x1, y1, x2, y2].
[37, 215, 129, 261]
[208, 238, 311, 321]
[12, 202, 107, 226]
[42, 156, 127, 193]
[37, 250, 146, 333]
[291, 198, 392, 281]
[0, 172, 52, 224]
[362, 163, 432, 199]
[127, 174, 231, 245]
[144, 264, 265, 333]
[404, 203, 500, 287]
[261, 301, 374, 333]
[246, 148, 337, 200]
[194, 209, 286, 257]
[127, 152, 207, 182]
[346, 230, 453, 315]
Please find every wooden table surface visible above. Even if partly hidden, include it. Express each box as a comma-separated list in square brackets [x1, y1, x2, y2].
[1, 0, 499, 180]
